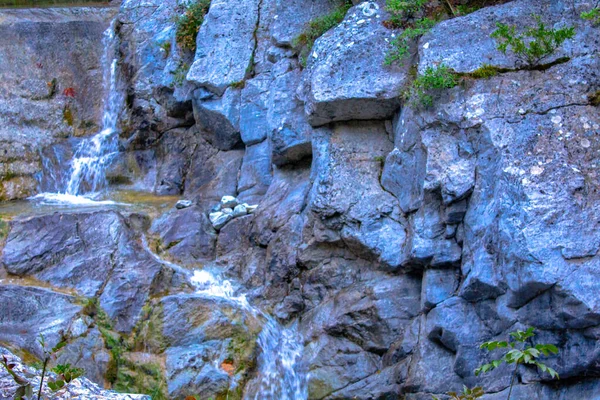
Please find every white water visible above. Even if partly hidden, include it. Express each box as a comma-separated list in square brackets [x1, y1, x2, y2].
[142, 238, 308, 399]
[191, 268, 308, 400]
[34, 20, 123, 206]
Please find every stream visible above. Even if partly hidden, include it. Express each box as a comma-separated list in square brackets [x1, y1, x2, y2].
[2, 16, 309, 400]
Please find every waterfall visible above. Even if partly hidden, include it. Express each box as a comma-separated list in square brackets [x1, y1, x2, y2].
[33, 19, 123, 204]
[143, 238, 308, 400]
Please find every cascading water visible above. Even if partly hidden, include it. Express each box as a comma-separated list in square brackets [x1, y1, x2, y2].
[143, 238, 308, 399]
[33, 19, 123, 204]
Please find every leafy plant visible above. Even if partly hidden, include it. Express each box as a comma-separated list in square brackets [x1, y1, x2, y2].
[0, 355, 33, 400]
[173, 63, 190, 86]
[581, 8, 600, 25]
[386, 0, 428, 26]
[475, 327, 559, 400]
[47, 364, 84, 391]
[385, 17, 436, 65]
[159, 41, 172, 58]
[404, 64, 458, 107]
[176, 0, 211, 52]
[35, 334, 69, 399]
[433, 386, 485, 400]
[491, 15, 575, 67]
[292, 1, 352, 67]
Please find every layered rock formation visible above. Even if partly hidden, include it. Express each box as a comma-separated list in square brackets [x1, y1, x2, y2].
[1, 0, 599, 399]
[0, 6, 116, 200]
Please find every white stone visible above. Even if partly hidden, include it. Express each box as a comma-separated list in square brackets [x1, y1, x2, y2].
[209, 211, 233, 230]
[232, 204, 248, 217]
[221, 195, 238, 208]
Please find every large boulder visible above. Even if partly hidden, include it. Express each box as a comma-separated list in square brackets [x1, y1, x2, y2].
[300, 1, 408, 126]
[1, 211, 176, 333]
[0, 285, 82, 359]
[187, 0, 260, 95]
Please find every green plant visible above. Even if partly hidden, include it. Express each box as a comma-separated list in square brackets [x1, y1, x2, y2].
[159, 41, 172, 58]
[386, 0, 428, 26]
[475, 327, 559, 400]
[433, 386, 485, 400]
[491, 15, 575, 67]
[292, 1, 352, 67]
[405, 64, 458, 107]
[47, 364, 84, 391]
[0, 355, 33, 400]
[173, 63, 190, 86]
[385, 17, 436, 65]
[469, 63, 500, 79]
[36, 334, 68, 400]
[581, 8, 600, 25]
[175, 0, 211, 52]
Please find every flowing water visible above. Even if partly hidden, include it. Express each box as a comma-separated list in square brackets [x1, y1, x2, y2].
[27, 13, 309, 399]
[143, 237, 308, 399]
[191, 269, 308, 400]
[33, 19, 123, 205]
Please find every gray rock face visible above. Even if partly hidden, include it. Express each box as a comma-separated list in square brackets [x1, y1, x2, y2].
[151, 206, 217, 264]
[187, 0, 259, 95]
[192, 87, 242, 150]
[0, 285, 82, 359]
[2, 0, 600, 398]
[300, 1, 408, 126]
[2, 211, 176, 333]
[0, 7, 116, 200]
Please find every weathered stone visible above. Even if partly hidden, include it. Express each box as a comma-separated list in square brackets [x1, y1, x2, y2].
[187, 0, 260, 95]
[151, 206, 217, 264]
[421, 269, 458, 311]
[300, 1, 408, 126]
[192, 87, 242, 151]
[175, 199, 193, 209]
[237, 139, 273, 204]
[269, 0, 346, 47]
[232, 203, 248, 217]
[220, 195, 239, 209]
[0, 285, 82, 358]
[209, 211, 233, 230]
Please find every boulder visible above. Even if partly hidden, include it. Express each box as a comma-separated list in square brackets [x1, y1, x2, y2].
[300, 1, 408, 126]
[0, 285, 82, 358]
[192, 87, 242, 151]
[187, 0, 260, 95]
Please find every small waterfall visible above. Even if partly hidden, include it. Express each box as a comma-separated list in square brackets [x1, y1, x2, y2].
[143, 238, 308, 399]
[191, 269, 308, 400]
[34, 19, 123, 204]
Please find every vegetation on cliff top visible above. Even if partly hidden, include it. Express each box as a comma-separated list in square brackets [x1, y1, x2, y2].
[176, 0, 211, 52]
[292, 0, 353, 67]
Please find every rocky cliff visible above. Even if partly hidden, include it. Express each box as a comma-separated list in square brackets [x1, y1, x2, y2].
[0, 0, 599, 399]
[0, 6, 116, 200]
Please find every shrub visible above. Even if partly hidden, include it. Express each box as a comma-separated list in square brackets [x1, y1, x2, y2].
[581, 8, 600, 25]
[176, 0, 211, 52]
[173, 63, 190, 86]
[386, 0, 428, 26]
[491, 15, 575, 67]
[405, 64, 458, 107]
[475, 327, 559, 400]
[385, 17, 436, 65]
[292, 1, 352, 67]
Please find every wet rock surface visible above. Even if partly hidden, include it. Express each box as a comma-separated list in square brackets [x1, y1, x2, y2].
[0, 0, 599, 398]
[0, 7, 116, 201]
